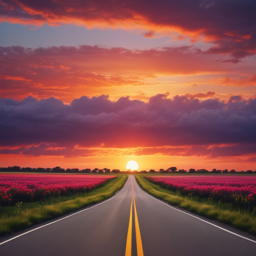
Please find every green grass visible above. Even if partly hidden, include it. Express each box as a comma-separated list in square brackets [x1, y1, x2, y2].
[135, 175, 256, 235]
[0, 175, 127, 236]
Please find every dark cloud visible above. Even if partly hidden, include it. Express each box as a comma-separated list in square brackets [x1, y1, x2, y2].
[0, 0, 255, 61]
[1, 94, 256, 158]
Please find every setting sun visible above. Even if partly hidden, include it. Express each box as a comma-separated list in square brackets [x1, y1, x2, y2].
[126, 160, 139, 171]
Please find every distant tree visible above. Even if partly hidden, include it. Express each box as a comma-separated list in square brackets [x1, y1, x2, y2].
[178, 169, 186, 173]
[222, 169, 228, 173]
[45, 168, 51, 172]
[211, 169, 221, 173]
[140, 170, 147, 173]
[159, 169, 165, 173]
[52, 166, 60, 172]
[37, 168, 46, 172]
[111, 169, 120, 173]
[149, 169, 156, 173]
[9, 166, 21, 172]
[247, 170, 253, 173]
[169, 167, 177, 173]
[104, 168, 111, 174]
[98, 169, 104, 173]
[71, 168, 79, 173]
[22, 167, 32, 172]
[92, 168, 99, 173]
[82, 168, 91, 173]
[230, 169, 236, 173]
[196, 169, 209, 173]
[66, 168, 71, 173]
[52, 166, 65, 173]
[189, 168, 196, 173]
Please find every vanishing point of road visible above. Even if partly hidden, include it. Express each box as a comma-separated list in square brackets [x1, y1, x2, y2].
[1, 176, 256, 256]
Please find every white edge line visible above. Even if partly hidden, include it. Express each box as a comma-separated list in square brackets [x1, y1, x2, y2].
[0, 178, 129, 246]
[135, 177, 256, 244]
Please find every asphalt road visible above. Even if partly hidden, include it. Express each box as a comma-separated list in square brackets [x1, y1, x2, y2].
[1, 176, 256, 256]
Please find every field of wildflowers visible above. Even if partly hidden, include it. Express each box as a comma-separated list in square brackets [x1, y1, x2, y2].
[147, 176, 256, 209]
[0, 174, 115, 206]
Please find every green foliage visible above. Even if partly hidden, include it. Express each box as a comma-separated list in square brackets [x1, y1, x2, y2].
[0, 175, 127, 236]
[135, 175, 256, 235]
[15, 201, 23, 216]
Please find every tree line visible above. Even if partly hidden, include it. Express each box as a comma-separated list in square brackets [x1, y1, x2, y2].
[0, 166, 255, 174]
[145, 167, 256, 174]
[0, 166, 120, 173]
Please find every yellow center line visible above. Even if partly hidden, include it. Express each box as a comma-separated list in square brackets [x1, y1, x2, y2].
[134, 197, 144, 256]
[125, 196, 134, 256]
[125, 177, 144, 256]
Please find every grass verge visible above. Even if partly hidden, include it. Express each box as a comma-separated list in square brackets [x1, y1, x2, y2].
[0, 175, 127, 236]
[135, 175, 256, 235]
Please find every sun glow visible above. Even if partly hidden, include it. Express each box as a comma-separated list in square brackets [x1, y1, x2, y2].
[126, 160, 139, 171]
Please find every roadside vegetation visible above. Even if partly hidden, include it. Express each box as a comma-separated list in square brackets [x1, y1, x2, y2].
[0, 175, 127, 236]
[135, 175, 256, 235]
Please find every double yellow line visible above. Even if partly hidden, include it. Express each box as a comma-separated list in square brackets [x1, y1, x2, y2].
[125, 179, 144, 256]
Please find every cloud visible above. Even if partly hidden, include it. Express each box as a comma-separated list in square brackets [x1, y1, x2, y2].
[215, 76, 256, 87]
[0, 0, 255, 61]
[143, 31, 155, 38]
[1, 94, 256, 159]
[0, 45, 226, 100]
[185, 91, 215, 99]
[2, 143, 256, 159]
[134, 144, 256, 159]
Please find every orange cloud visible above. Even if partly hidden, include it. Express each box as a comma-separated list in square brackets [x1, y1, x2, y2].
[0, 75, 31, 81]
[185, 91, 215, 99]
[216, 76, 256, 87]
[0, 45, 227, 101]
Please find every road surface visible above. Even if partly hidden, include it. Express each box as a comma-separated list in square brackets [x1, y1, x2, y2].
[1, 176, 256, 256]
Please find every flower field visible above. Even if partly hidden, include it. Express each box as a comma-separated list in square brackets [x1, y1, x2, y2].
[0, 174, 115, 206]
[147, 176, 256, 209]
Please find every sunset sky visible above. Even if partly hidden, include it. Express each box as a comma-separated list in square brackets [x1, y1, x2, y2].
[0, 0, 256, 171]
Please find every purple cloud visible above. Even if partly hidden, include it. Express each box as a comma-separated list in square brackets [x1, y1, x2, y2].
[1, 94, 256, 158]
[0, 0, 255, 61]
